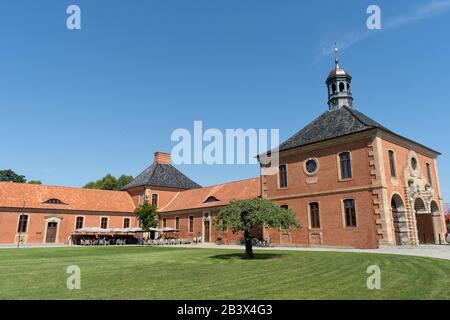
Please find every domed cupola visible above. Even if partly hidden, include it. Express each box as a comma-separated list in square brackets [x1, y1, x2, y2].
[326, 43, 354, 111]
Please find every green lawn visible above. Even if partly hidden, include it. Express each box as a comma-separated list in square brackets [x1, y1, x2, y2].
[0, 246, 448, 300]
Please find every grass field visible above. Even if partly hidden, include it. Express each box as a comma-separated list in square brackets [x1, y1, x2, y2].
[0, 246, 448, 300]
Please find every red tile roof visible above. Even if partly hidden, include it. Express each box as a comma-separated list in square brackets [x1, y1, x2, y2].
[0, 182, 135, 213]
[160, 178, 261, 213]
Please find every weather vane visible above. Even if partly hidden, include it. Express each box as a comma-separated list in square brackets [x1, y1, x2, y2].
[333, 41, 339, 68]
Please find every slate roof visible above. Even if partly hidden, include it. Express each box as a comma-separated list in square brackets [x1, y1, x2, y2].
[160, 178, 260, 213]
[121, 163, 201, 190]
[0, 182, 135, 213]
[278, 106, 390, 152]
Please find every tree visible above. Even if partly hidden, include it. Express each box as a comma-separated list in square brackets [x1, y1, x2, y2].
[28, 180, 42, 185]
[217, 198, 300, 257]
[83, 174, 133, 190]
[135, 201, 158, 232]
[116, 175, 134, 190]
[0, 170, 26, 183]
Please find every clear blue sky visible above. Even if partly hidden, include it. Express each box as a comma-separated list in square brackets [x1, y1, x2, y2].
[1, 0, 449, 201]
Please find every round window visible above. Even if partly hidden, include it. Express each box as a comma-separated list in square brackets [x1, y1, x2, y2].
[305, 159, 318, 174]
[411, 157, 418, 170]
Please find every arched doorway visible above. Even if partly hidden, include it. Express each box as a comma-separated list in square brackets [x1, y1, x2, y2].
[430, 201, 440, 215]
[414, 198, 434, 244]
[391, 194, 408, 245]
[430, 201, 443, 244]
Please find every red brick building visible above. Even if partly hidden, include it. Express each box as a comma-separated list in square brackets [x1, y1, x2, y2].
[0, 183, 137, 244]
[0, 52, 446, 248]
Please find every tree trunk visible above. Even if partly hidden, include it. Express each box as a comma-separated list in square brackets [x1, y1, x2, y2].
[244, 229, 253, 258]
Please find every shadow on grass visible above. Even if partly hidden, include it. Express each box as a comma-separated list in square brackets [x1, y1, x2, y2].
[210, 253, 285, 260]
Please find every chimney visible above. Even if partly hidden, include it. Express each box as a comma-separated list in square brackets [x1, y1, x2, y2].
[154, 151, 171, 164]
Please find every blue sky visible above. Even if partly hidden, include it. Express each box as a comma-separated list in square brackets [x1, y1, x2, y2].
[1, 0, 450, 201]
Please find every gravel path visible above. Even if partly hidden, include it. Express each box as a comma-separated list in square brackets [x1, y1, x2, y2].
[1, 243, 449, 260]
[175, 243, 450, 260]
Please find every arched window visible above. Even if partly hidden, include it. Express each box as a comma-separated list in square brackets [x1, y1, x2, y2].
[347, 83, 351, 92]
[339, 152, 352, 179]
[339, 82, 345, 92]
[426, 163, 433, 186]
[343, 199, 357, 227]
[279, 165, 288, 188]
[309, 202, 320, 229]
[411, 157, 418, 170]
[388, 150, 397, 178]
[332, 83, 337, 93]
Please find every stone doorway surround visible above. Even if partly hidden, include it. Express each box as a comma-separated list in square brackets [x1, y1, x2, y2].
[43, 216, 63, 244]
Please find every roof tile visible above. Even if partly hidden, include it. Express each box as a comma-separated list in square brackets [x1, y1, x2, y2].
[160, 178, 260, 213]
[0, 182, 135, 213]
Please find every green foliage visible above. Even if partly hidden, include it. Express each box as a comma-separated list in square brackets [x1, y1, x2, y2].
[83, 174, 133, 190]
[28, 180, 42, 185]
[217, 198, 300, 233]
[217, 198, 300, 257]
[135, 201, 158, 231]
[117, 175, 134, 189]
[0, 170, 26, 183]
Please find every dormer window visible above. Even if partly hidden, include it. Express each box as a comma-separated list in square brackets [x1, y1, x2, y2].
[43, 198, 66, 205]
[204, 196, 219, 203]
